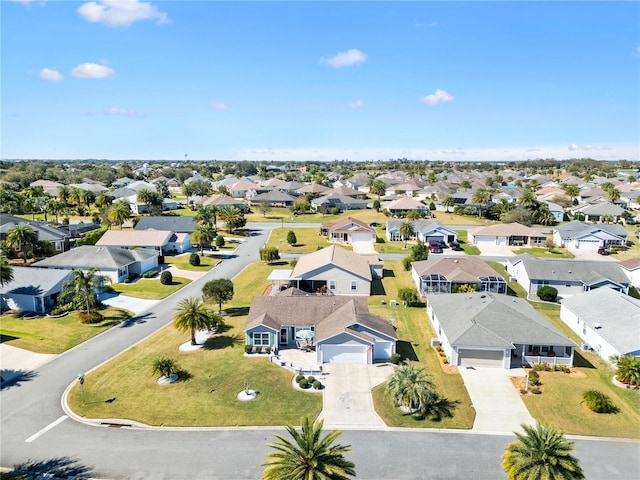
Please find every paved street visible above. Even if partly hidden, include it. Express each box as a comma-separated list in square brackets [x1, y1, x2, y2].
[1, 222, 638, 479]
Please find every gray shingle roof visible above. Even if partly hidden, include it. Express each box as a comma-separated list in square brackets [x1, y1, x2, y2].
[32, 245, 157, 270]
[553, 220, 627, 240]
[291, 246, 372, 281]
[412, 257, 500, 282]
[134, 216, 198, 233]
[561, 289, 640, 356]
[509, 254, 629, 285]
[428, 292, 574, 347]
[0, 267, 71, 296]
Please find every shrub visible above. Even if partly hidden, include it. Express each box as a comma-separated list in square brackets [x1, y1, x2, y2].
[215, 235, 225, 247]
[244, 344, 253, 354]
[313, 380, 322, 390]
[533, 363, 549, 371]
[537, 285, 558, 302]
[531, 387, 542, 394]
[307, 376, 315, 384]
[286, 230, 297, 245]
[435, 345, 443, 352]
[160, 270, 173, 285]
[189, 253, 201, 266]
[264, 346, 271, 355]
[295, 374, 305, 383]
[255, 346, 262, 354]
[520, 388, 528, 395]
[562, 366, 571, 373]
[583, 389, 617, 413]
[528, 370, 540, 385]
[402, 256, 412, 271]
[78, 311, 104, 324]
[390, 353, 401, 364]
[297, 378, 309, 389]
[51, 303, 74, 315]
[442, 358, 449, 364]
[142, 270, 159, 279]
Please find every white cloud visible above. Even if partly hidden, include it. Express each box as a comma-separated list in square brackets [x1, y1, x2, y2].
[320, 49, 367, 68]
[568, 144, 579, 150]
[420, 89, 454, 105]
[347, 100, 364, 109]
[71, 63, 114, 79]
[104, 107, 142, 117]
[38, 68, 63, 81]
[78, 0, 171, 27]
[209, 102, 228, 110]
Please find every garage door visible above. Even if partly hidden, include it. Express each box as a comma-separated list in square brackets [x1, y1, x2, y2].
[458, 349, 503, 368]
[474, 236, 496, 246]
[575, 239, 600, 250]
[321, 344, 368, 364]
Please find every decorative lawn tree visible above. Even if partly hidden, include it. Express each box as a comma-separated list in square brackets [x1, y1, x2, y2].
[286, 230, 297, 246]
[151, 356, 180, 383]
[173, 297, 216, 346]
[202, 278, 234, 314]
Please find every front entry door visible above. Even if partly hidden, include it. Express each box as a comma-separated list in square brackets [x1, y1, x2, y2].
[280, 328, 288, 346]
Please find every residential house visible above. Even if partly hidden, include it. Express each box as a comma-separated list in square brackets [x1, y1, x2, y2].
[0, 267, 72, 313]
[385, 220, 457, 244]
[0, 215, 70, 254]
[295, 182, 331, 197]
[269, 245, 377, 295]
[29, 179, 64, 198]
[573, 202, 625, 223]
[249, 190, 296, 207]
[96, 229, 191, 255]
[543, 201, 565, 223]
[327, 186, 363, 198]
[427, 292, 575, 368]
[32, 245, 159, 284]
[245, 289, 396, 364]
[619, 258, 640, 288]
[552, 221, 627, 252]
[228, 179, 260, 198]
[311, 193, 368, 212]
[196, 194, 248, 212]
[560, 288, 640, 361]
[319, 217, 376, 247]
[412, 257, 507, 296]
[69, 182, 108, 195]
[506, 254, 630, 298]
[381, 197, 429, 216]
[469, 223, 546, 247]
[134, 216, 198, 233]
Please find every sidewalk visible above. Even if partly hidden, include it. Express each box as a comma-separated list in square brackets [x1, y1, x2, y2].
[0, 344, 56, 384]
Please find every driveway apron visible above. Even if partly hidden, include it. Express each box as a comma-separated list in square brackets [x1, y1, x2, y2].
[458, 366, 535, 433]
[318, 363, 393, 429]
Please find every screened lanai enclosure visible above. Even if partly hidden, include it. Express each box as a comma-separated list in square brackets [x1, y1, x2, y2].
[419, 274, 507, 296]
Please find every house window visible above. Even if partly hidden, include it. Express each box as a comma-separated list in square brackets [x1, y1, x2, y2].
[55, 242, 62, 251]
[329, 280, 336, 290]
[253, 333, 270, 346]
[350, 280, 357, 291]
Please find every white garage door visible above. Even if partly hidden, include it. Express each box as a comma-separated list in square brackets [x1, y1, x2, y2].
[474, 236, 496, 246]
[351, 234, 376, 254]
[321, 344, 368, 364]
[575, 239, 600, 250]
[373, 341, 393, 361]
[458, 349, 503, 368]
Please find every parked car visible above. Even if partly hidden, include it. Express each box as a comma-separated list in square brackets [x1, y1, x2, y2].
[450, 240, 463, 251]
[597, 247, 609, 256]
[429, 240, 443, 253]
[438, 240, 449, 249]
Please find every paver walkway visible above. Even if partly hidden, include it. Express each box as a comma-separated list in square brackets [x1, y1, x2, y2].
[458, 366, 535, 433]
[318, 363, 393, 429]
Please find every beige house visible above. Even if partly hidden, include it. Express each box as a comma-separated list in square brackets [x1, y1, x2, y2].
[469, 222, 546, 247]
[319, 216, 376, 246]
[96, 228, 191, 254]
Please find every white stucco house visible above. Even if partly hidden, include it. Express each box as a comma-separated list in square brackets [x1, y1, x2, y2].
[552, 221, 627, 252]
[469, 223, 546, 247]
[619, 258, 640, 288]
[560, 288, 640, 362]
[386, 220, 457, 244]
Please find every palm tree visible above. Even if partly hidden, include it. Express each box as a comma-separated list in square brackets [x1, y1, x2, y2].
[398, 221, 415, 249]
[562, 184, 580, 204]
[606, 187, 620, 202]
[60, 268, 101, 314]
[386, 361, 435, 414]
[173, 297, 215, 345]
[262, 417, 356, 480]
[47, 199, 66, 223]
[441, 195, 455, 212]
[192, 224, 217, 255]
[136, 188, 161, 214]
[218, 205, 243, 233]
[459, 180, 472, 191]
[151, 356, 179, 380]
[612, 355, 640, 386]
[95, 193, 113, 210]
[196, 205, 219, 229]
[368, 179, 387, 201]
[0, 256, 14, 287]
[108, 200, 131, 229]
[57, 185, 70, 204]
[502, 423, 584, 480]
[517, 188, 537, 208]
[81, 189, 96, 209]
[6, 224, 38, 263]
[472, 188, 491, 217]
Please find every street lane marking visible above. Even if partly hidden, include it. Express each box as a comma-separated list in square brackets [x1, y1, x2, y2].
[25, 415, 68, 443]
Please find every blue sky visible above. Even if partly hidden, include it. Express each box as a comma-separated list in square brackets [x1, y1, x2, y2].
[2, 0, 639, 162]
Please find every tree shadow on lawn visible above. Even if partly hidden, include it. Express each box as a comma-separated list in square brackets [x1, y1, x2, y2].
[119, 312, 155, 328]
[202, 333, 244, 350]
[175, 369, 193, 382]
[224, 306, 249, 317]
[396, 340, 419, 362]
[0, 333, 19, 344]
[0, 369, 38, 390]
[9, 457, 94, 480]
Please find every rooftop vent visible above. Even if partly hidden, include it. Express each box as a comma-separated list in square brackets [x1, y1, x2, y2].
[593, 323, 602, 329]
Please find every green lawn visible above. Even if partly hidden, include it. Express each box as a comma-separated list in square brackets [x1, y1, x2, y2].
[66, 263, 321, 426]
[455, 230, 481, 255]
[164, 253, 219, 271]
[109, 277, 192, 300]
[512, 247, 575, 258]
[368, 261, 475, 429]
[0, 307, 131, 354]
[265, 227, 336, 253]
[487, 260, 640, 438]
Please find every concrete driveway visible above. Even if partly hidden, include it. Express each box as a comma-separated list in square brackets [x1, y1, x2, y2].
[475, 244, 516, 256]
[318, 363, 394, 429]
[352, 241, 377, 254]
[100, 293, 160, 315]
[458, 366, 535, 433]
